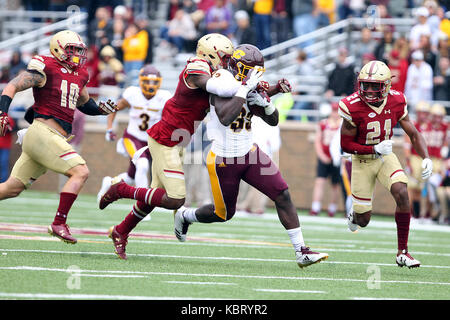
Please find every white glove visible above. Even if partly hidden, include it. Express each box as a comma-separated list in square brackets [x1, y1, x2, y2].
[374, 140, 394, 155]
[235, 69, 264, 98]
[98, 99, 118, 115]
[421, 158, 433, 180]
[105, 129, 117, 141]
[247, 90, 270, 108]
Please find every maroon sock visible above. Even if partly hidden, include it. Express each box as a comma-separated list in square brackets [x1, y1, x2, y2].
[53, 192, 77, 225]
[118, 184, 166, 207]
[395, 210, 410, 252]
[116, 201, 154, 235]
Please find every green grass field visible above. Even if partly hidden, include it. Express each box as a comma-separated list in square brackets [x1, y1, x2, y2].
[0, 190, 449, 302]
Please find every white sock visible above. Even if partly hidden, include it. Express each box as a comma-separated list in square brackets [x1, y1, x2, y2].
[183, 208, 198, 223]
[135, 158, 149, 188]
[311, 201, 320, 213]
[287, 227, 305, 252]
[118, 172, 135, 185]
[328, 203, 337, 213]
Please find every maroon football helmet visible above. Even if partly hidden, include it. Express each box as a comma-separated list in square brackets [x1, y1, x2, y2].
[228, 44, 265, 81]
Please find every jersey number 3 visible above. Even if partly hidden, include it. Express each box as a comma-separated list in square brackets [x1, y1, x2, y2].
[60, 80, 80, 110]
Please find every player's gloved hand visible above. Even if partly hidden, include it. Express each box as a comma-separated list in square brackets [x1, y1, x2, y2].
[256, 80, 269, 92]
[247, 90, 271, 108]
[235, 69, 264, 98]
[421, 158, 433, 180]
[99, 99, 119, 115]
[0, 111, 11, 137]
[276, 78, 292, 93]
[374, 140, 394, 155]
[105, 129, 117, 141]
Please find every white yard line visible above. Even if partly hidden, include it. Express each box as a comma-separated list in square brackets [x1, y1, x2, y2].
[164, 281, 237, 286]
[1, 265, 449, 286]
[1, 248, 449, 269]
[254, 289, 326, 294]
[351, 297, 415, 300]
[0, 292, 222, 300]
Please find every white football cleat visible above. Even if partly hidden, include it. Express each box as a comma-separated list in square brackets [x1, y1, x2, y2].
[396, 250, 421, 268]
[174, 206, 191, 242]
[347, 207, 359, 232]
[295, 247, 329, 268]
[97, 176, 112, 204]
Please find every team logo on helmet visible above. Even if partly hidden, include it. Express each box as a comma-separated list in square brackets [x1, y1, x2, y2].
[139, 65, 162, 98]
[228, 44, 265, 81]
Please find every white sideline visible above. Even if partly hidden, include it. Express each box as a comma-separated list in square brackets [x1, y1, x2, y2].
[1, 265, 449, 286]
[0, 292, 222, 300]
[2, 248, 450, 267]
[2, 196, 450, 233]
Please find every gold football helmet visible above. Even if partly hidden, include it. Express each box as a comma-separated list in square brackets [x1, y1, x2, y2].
[196, 33, 234, 71]
[139, 65, 162, 98]
[50, 30, 87, 69]
[357, 60, 392, 104]
[415, 101, 431, 113]
[430, 103, 446, 117]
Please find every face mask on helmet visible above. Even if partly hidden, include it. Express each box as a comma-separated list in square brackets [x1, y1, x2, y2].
[358, 79, 388, 104]
[139, 75, 161, 98]
[63, 44, 87, 69]
[231, 61, 265, 81]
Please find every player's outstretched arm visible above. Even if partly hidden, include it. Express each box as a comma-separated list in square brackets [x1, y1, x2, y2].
[77, 87, 119, 116]
[399, 114, 432, 179]
[399, 114, 429, 160]
[105, 98, 130, 141]
[263, 78, 292, 97]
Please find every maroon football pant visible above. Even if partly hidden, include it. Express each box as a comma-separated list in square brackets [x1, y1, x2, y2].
[206, 144, 288, 221]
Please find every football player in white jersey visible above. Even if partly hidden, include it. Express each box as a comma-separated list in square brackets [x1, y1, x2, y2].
[97, 65, 172, 203]
[173, 44, 329, 269]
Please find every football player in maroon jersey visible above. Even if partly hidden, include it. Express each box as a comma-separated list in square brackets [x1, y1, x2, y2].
[0, 30, 118, 244]
[338, 60, 432, 268]
[99, 35, 290, 260]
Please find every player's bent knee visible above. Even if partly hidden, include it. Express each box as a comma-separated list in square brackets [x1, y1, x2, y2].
[0, 177, 25, 199]
[67, 164, 90, 182]
[274, 189, 291, 207]
[163, 196, 185, 210]
[391, 183, 409, 209]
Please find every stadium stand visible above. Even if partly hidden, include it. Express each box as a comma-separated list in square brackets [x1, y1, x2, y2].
[0, 0, 448, 218]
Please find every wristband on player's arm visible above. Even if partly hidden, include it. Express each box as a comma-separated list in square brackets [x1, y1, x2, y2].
[0, 95, 12, 114]
[77, 98, 104, 115]
[341, 134, 375, 155]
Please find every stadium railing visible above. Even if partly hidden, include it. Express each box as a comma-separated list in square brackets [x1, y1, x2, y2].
[259, 17, 450, 121]
[0, 10, 88, 64]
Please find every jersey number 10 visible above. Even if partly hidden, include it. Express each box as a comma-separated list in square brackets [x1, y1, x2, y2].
[60, 80, 80, 110]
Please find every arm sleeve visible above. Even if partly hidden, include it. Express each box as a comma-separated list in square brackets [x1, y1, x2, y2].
[341, 134, 375, 155]
[206, 69, 241, 97]
[77, 98, 104, 115]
